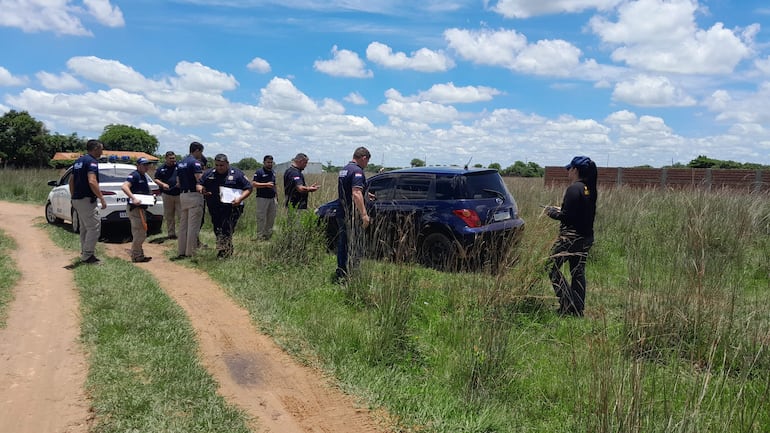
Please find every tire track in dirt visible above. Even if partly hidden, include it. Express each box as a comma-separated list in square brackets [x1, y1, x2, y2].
[104, 240, 389, 433]
[0, 201, 91, 433]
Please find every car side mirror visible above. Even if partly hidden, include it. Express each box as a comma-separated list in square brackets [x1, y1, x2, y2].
[48, 180, 58, 186]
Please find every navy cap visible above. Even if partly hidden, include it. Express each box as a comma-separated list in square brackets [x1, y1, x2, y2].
[137, 157, 151, 165]
[565, 156, 591, 170]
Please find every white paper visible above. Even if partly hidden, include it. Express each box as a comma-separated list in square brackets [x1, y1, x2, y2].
[219, 186, 243, 203]
[132, 194, 156, 206]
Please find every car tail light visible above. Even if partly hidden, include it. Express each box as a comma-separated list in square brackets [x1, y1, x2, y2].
[453, 209, 481, 227]
[101, 190, 116, 196]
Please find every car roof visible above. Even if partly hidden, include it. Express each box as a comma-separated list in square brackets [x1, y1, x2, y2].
[377, 166, 498, 176]
[97, 163, 138, 170]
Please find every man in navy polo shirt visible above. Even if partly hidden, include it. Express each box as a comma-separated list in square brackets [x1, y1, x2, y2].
[335, 147, 371, 281]
[197, 154, 252, 258]
[69, 139, 107, 265]
[175, 141, 204, 258]
[283, 153, 319, 210]
[251, 154, 277, 240]
[153, 151, 181, 239]
[121, 157, 154, 263]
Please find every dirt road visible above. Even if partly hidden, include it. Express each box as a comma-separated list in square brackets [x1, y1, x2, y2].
[0, 201, 388, 433]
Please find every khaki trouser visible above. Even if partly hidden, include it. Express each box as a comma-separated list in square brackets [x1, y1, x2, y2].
[178, 191, 204, 256]
[255, 196, 277, 240]
[71, 197, 101, 261]
[162, 193, 181, 237]
[127, 206, 147, 260]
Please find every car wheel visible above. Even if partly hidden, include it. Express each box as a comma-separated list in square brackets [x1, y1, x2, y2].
[419, 233, 459, 271]
[45, 202, 63, 224]
[71, 208, 81, 234]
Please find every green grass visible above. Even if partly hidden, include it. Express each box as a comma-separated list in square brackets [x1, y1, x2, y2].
[4, 169, 770, 432]
[0, 230, 20, 327]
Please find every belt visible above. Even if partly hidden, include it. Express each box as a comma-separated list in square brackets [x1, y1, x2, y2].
[180, 189, 196, 193]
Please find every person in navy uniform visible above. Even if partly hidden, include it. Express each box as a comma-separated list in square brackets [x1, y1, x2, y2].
[251, 155, 277, 240]
[335, 147, 371, 281]
[69, 139, 107, 265]
[283, 153, 319, 210]
[121, 157, 154, 263]
[175, 141, 205, 259]
[197, 154, 252, 258]
[544, 155, 598, 317]
[153, 151, 181, 239]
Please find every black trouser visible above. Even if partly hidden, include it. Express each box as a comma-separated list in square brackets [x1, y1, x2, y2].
[336, 214, 364, 277]
[548, 233, 593, 315]
[207, 203, 243, 256]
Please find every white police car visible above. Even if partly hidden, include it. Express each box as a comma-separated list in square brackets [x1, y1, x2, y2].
[45, 162, 165, 235]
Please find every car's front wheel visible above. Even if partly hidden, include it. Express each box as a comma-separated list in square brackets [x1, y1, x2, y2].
[45, 202, 63, 224]
[71, 208, 81, 233]
[419, 233, 460, 271]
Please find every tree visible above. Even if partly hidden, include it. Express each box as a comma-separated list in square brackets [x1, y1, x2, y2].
[0, 110, 50, 167]
[233, 157, 261, 171]
[488, 162, 501, 171]
[410, 158, 425, 167]
[99, 124, 159, 154]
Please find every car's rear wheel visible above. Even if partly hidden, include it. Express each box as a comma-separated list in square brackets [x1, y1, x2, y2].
[71, 208, 81, 234]
[45, 202, 63, 224]
[419, 233, 459, 271]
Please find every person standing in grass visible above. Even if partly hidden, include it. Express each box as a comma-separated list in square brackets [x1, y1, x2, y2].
[283, 153, 319, 211]
[197, 154, 252, 259]
[121, 157, 154, 263]
[252, 155, 277, 240]
[544, 155, 598, 317]
[175, 141, 205, 259]
[69, 139, 107, 265]
[334, 146, 371, 282]
[153, 151, 181, 240]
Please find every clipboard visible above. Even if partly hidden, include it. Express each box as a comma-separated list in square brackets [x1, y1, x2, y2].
[219, 187, 243, 203]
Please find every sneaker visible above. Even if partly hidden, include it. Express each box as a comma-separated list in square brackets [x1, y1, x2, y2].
[132, 256, 152, 263]
[171, 254, 189, 261]
[83, 255, 101, 264]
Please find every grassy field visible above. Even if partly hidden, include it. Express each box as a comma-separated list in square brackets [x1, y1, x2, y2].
[2, 167, 769, 432]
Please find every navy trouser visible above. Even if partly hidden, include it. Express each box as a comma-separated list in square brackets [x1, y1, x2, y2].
[336, 214, 364, 277]
[207, 202, 243, 255]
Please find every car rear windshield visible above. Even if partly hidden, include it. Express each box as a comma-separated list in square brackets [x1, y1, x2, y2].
[99, 167, 135, 183]
[436, 172, 509, 200]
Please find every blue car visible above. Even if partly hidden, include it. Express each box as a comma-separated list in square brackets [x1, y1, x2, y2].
[315, 167, 525, 272]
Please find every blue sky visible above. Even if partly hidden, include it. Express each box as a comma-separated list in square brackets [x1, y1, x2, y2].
[1, 0, 769, 168]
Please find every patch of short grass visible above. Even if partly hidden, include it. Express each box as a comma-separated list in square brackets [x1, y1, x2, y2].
[0, 230, 20, 327]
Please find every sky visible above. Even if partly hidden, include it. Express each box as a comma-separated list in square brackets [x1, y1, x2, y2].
[1, 0, 769, 169]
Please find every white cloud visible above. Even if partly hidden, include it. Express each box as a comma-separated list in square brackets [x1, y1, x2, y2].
[36, 71, 84, 91]
[82, 0, 124, 27]
[172, 61, 239, 93]
[755, 56, 770, 75]
[705, 83, 770, 124]
[0, 0, 123, 35]
[344, 92, 367, 105]
[388, 82, 501, 104]
[612, 75, 696, 107]
[259, 77, 318, 112]
[314, 46, 373, 78]
[365, 42, 455, 72]
[444, 28, 582, 76]
[491, 0, 622, 18]
[247, 57, 271, 73]
[66, 56, 156, 92]
[378, 99, 460, 124]
[589, 0, 754, 74]
[0, 66, 27, 86]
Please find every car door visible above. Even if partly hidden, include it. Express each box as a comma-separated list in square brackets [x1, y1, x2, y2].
[376, 173, 433, 260]
[52, 169, 73, 218]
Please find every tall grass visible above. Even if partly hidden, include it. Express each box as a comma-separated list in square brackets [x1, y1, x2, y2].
[4, 168, 770, 432]
[0, 230, 20, 327]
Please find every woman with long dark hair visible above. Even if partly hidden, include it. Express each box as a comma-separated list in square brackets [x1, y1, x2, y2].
[545, 156, 598, 316]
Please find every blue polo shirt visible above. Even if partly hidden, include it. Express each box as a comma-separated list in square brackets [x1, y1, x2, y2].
[337, 161, 366, 218]
[71, 154, 99, 199]
[126, 170, 151, 209]
[177, 155, 203, 192]
[252, 167, 276, 199]
[198, 167, 253, 207]
[154, 163, 180, 196]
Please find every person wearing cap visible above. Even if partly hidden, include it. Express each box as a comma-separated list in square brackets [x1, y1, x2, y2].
[175, 141, 205, 259]
[69, 139, 107, 265]
[121, 157, 155, 263]
[251, 155, 277, 240]
[334, 147, 372, 282]
[283, 152, 319, 211]
[153, 151, 181, 239]
[544, 155, 598, 317]
[197, 154, 252, 258]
